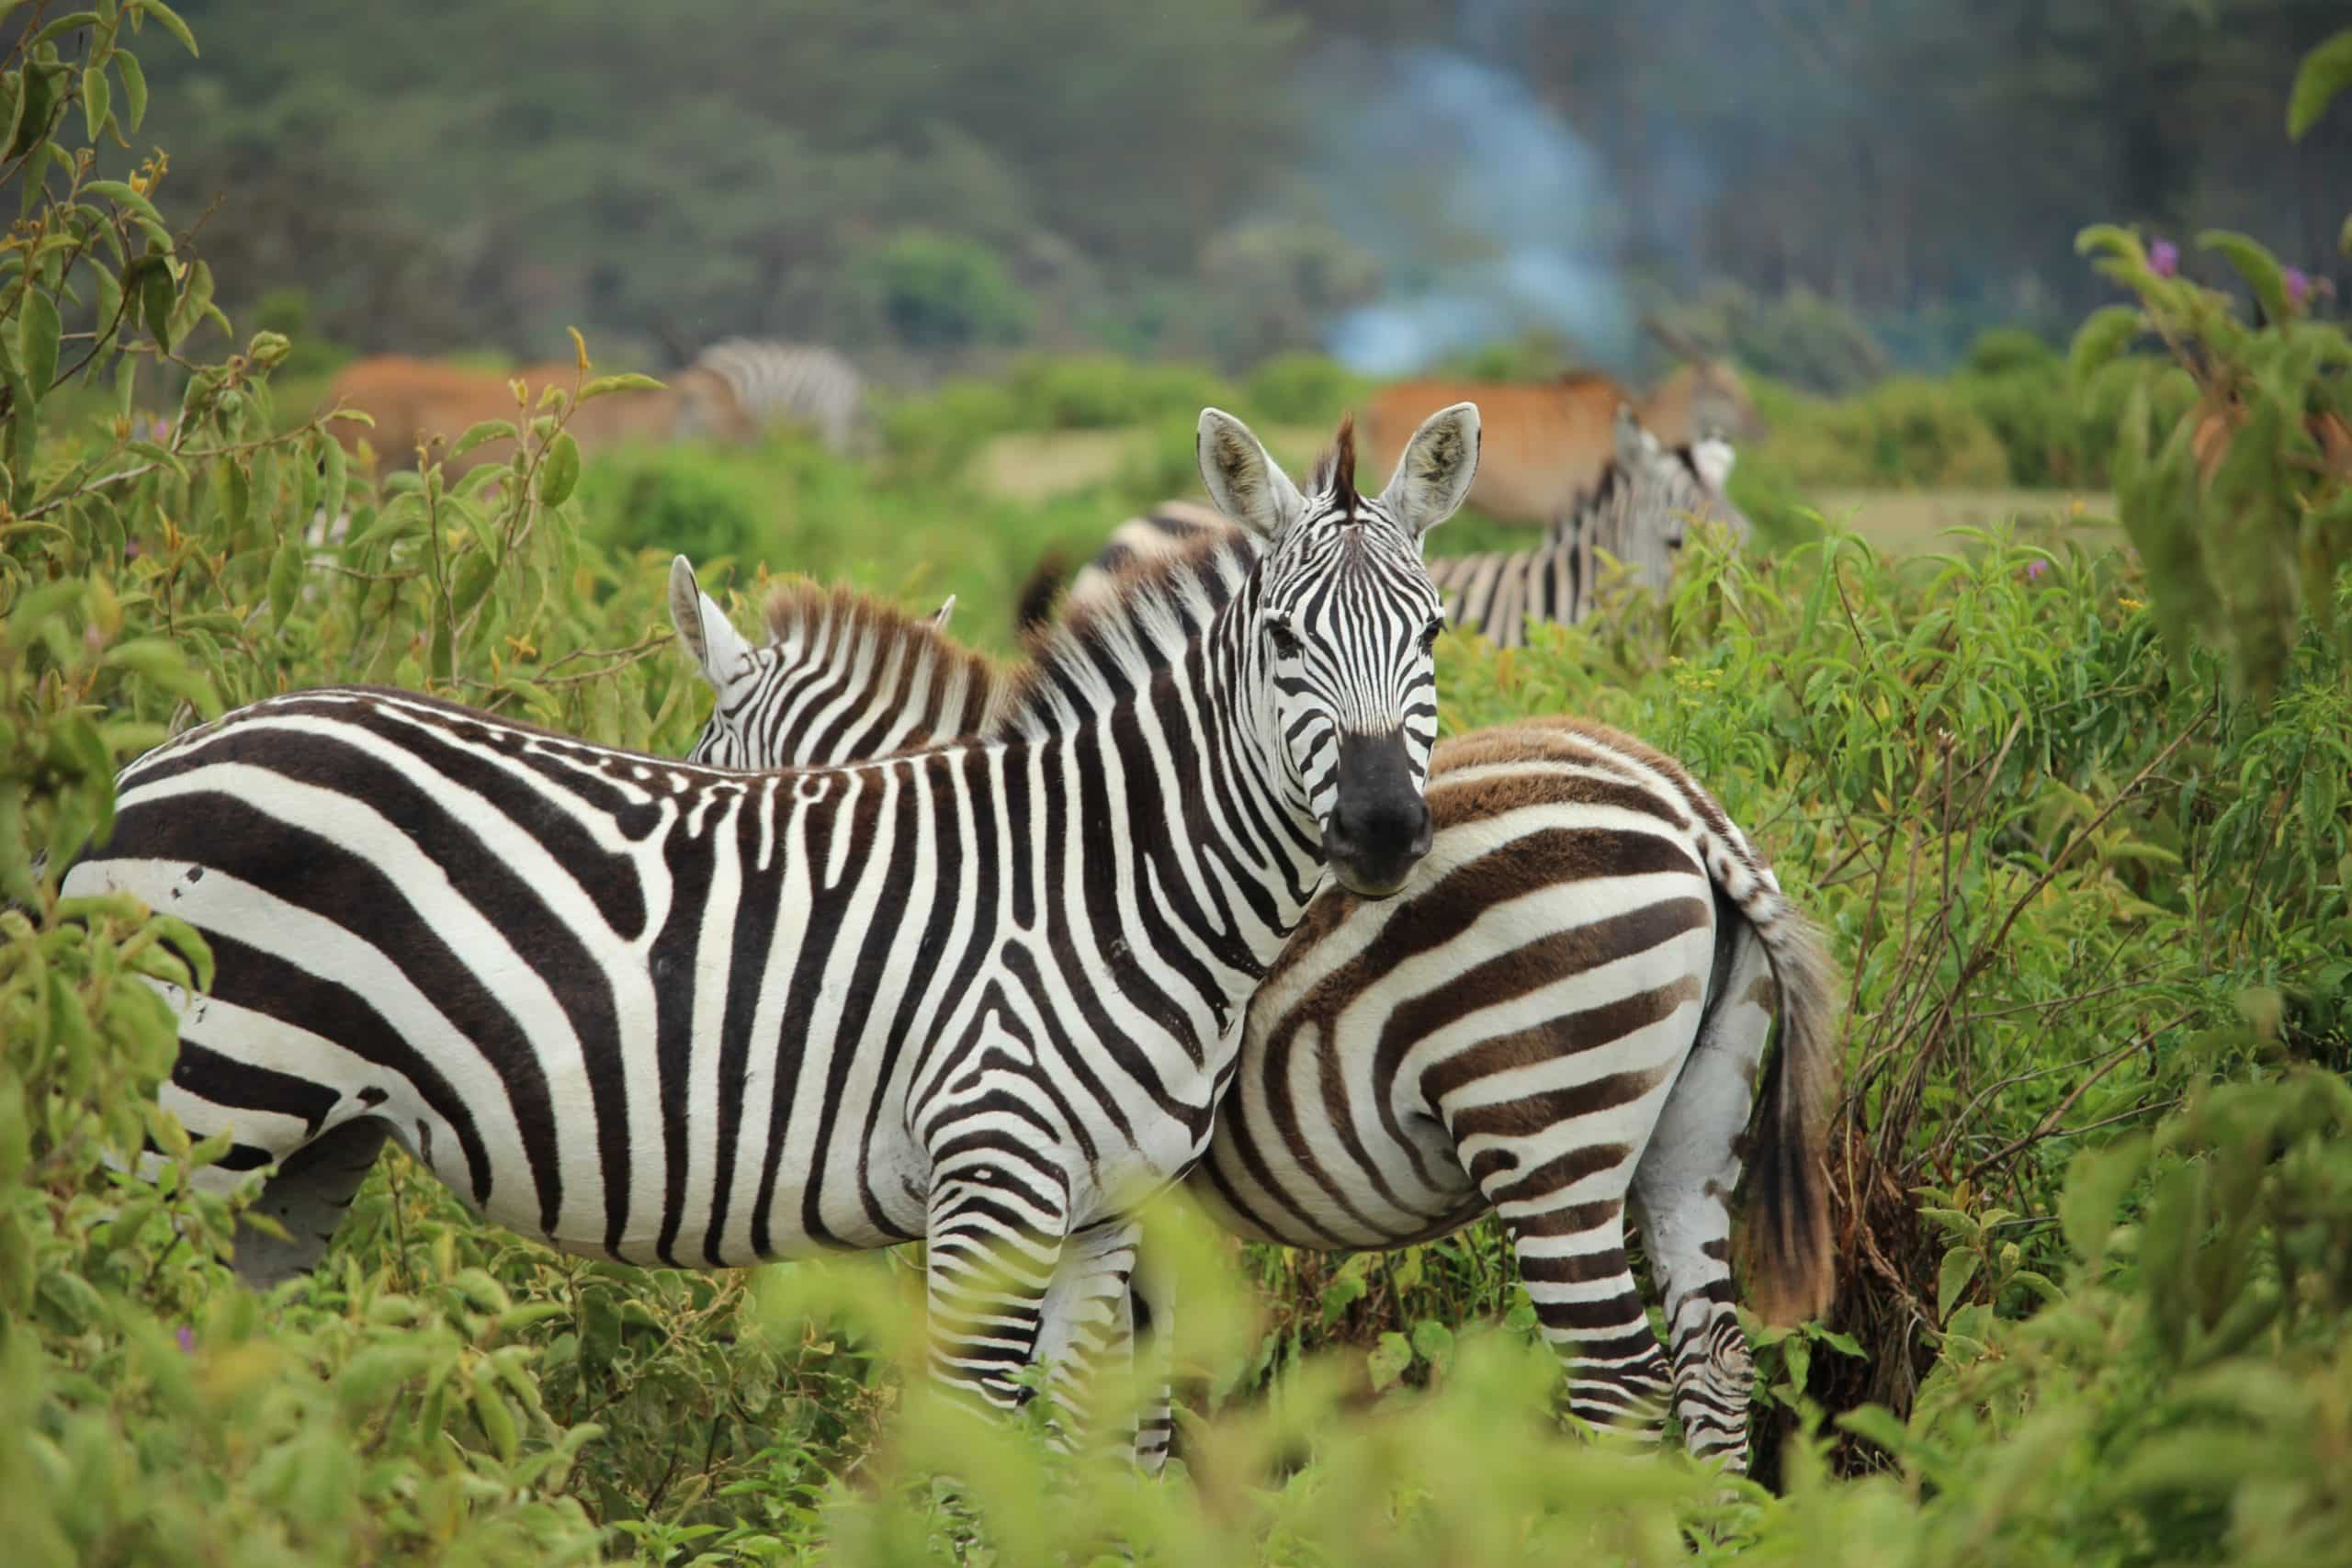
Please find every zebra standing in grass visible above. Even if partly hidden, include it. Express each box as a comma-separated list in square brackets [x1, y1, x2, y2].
[690, 338, 868, 456]
[672, 548, 1839, 1474]
[1023, 405, 1747, 649]
[66, 403, 1483, 1418]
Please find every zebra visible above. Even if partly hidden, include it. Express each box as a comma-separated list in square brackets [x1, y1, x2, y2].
[690, 338, 868, 456]
[670, 546, 1840, 1475]
[1022, 405, 1748, 649]
[669, 569, 979, 771]
[62, 402, 1485, 1422]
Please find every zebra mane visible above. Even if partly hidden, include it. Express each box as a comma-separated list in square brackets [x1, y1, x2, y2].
[759, 576, 1011, 710]
[1309, 414, 1361, 515]
[989, 525, 1256, 740]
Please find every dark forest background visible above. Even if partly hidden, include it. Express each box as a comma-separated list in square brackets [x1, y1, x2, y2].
[87, 0, 2352, 383]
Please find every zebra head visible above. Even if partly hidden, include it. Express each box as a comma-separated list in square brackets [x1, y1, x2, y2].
[1198, 402, 1479, 898]
[673, 555, 967, 770]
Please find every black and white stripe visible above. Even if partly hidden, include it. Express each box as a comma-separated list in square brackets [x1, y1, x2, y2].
[690, 338, 867, 455]
[71, 404, 1483, 1420]
[675, 554, 1838, 1476]
[671, 566, 979, 771]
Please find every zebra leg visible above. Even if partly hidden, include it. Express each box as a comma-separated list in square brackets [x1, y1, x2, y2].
[922, 1156, 1073, 1418]
[1629, 926, 1777, 1474]
[1498, 1196, 1674, 1441]
[1031, 1217, 1143, 1451]
[1128, 1251, 1175, 1475]
[232, 1116, 394, 1287]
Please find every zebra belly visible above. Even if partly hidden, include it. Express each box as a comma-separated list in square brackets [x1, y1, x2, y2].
[69, 847, 927, 1269]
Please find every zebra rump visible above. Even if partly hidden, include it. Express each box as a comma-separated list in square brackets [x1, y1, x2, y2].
[689, 338, 868, 456]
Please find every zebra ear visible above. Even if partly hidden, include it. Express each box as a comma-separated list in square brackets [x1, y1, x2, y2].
[1376, 400, 1480, 537]
[1198, 408, 1306, 539]
[929, 594, 957, 633]
[667, 555, 752, 693]
[1612, 402, 1649, 468]
[1692, 435, 1736, 493]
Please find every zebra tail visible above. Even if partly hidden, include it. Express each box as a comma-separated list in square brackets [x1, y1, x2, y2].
[1738, 902, 1842, 1325]
[1013, 550, 1071, 642]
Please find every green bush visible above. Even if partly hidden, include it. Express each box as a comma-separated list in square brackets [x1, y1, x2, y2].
[1750, 376, 2014, 488]
[834, 230, 1035, 354]
[1241, 352, 1375, 426]
[1962, 325, 2062, 377]
[998, 354, 1237, 430]
[1652, 281, 1891, 395]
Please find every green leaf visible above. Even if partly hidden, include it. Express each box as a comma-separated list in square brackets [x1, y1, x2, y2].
[267, 536, 301, 630]
[2070, 305, 2143, 385]
[1936, 1247, 1982, 1322]
[471, 1378, 519, 1463]
[2073, 223, 2143, 264]
[1835, 1404, 1912, 1461]
[113, 49, 146, 130]
[6, 64, 53, 161]
[80, 182, 164, 233]
[1781, 1334, 1812, 1399]
[536, 431, 581, 507]
[2198, 231, 2291, 325]
[450, 549, 498, 622]
[1366, 1331, 1412, 1393]
[132, 0, 198, 56]
[91, 255, 122, 341]
[80, 63, 107, 141]
[102, 637, 220, 718]
[317, 434, 348, 528]
[2287, 28, 2352, 140]
[17, 286, 60, 394]
[140, 258, 175, 353]
[220, 457, 249, 533]
[1408, 1319, 1454, 1375]
[2060, 1133, 2150, 1263]
[578, 372, 665, 400]
[448, 420, 517, 461]
[29, 11, 101, 50]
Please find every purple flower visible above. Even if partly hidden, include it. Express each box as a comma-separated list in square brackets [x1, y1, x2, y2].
[2285, 267, 2312, 308]
[2149, 240, 2179, 278]
[2025, 559, 2048, 581]
[176, 1325, 196, 1353]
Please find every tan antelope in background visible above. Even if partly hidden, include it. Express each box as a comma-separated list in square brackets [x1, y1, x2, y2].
[318, 355, 752, 480]
[1359, 315, 1765, 528]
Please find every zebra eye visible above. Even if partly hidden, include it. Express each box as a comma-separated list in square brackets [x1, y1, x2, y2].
[1419, 614, 1446, 650]
[1264, 619, 1303, 660]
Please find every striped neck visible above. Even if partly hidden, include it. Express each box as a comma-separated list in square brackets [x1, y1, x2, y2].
[1153, 574, 1330, 964]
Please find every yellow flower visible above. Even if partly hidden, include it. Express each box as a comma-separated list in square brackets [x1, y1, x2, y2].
[2118, 596, 2145, 612]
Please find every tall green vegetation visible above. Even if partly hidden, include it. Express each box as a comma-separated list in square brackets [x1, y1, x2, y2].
[4, 11, 2352, 1565]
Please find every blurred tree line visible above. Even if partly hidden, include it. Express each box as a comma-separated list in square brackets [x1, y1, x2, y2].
[76, 0, 2352, 378]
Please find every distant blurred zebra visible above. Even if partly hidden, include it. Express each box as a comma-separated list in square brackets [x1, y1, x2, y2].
[691, 338, 867, 456]
[1022, 406, 1748, 648]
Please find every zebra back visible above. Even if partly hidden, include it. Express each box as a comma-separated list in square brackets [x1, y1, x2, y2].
[671, 557, 1002, 768]
[678, 524, 1261, 766]
[690, 338, 867, 455]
